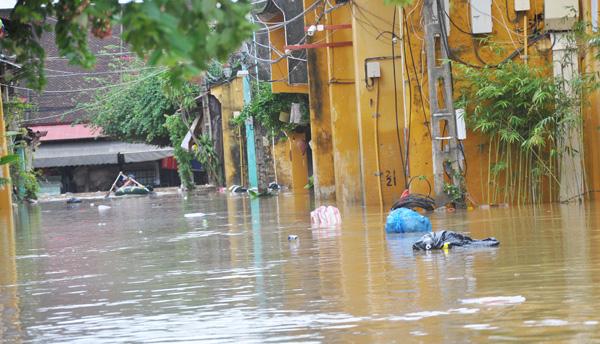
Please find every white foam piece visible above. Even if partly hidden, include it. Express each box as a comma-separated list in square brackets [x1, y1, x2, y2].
[184, 212, 206, 218]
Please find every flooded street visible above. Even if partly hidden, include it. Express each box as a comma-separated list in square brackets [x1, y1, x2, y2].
[2, 193, 600, 342]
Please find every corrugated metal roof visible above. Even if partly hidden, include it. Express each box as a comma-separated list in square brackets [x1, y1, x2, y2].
[33, 140, 174, 168]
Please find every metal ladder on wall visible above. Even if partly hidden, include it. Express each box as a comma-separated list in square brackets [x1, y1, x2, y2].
[422, 0, 462, 203]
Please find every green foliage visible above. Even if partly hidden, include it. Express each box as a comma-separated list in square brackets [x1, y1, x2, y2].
[3, 0, 254, 90]
[233, 82, 309, 136]
[164, 114, 195, 190]
[456, 62, 559, 149]
[247, 188, 272, 199]
[0, 154, 18, 188]
[192, 134, 223, 186]
[443, 183, 462, 203]
[3, 97, 36, 127]
[455, 58, 596, 204]
[88, 67, 197, 146]
[87, 59, 202, 189]
[304, 175, 314, 190]
[0, 154, 19, 166]
[11, 162, 40, 201]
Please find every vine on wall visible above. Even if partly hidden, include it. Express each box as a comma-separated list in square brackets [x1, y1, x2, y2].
[232, 82, 309, 137]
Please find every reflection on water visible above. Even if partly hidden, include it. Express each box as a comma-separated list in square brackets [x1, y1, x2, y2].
[2, 194, 600, 342]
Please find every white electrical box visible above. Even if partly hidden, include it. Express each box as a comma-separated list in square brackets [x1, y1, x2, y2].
[514, 0, 530, 12]
[470, 0, 493, 34]
[545, 0, 579, 31]
[456, 108, 467, 140]
[366, 61, 381, 78]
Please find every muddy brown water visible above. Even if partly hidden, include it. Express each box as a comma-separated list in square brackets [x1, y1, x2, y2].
[2, 193, 600, 343]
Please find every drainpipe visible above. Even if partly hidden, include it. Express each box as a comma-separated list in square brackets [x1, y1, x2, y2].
[399, 5, 410, 181]
[239, 68, 259, 189]
[201, 77, 212, 140]
[16, 146, 25, 199]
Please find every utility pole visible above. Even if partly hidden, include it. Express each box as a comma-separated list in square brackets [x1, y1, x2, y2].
[422, 0, 462, 204]
[201, 76, 212, 140]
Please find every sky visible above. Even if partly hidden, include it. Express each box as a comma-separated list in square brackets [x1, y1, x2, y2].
[0, 0, 15, 10]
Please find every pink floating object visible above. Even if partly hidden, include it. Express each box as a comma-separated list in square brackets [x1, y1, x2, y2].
[311, 205, 342, 227]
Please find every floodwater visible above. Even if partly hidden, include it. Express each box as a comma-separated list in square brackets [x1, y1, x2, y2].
[2, 192, 600, 343]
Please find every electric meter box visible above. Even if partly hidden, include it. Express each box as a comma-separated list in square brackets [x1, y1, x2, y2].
[470, 0, 493, 34]
[514, 0, 530, 12]
[544, 0, 579, 31]
[366, 61, 381, 78]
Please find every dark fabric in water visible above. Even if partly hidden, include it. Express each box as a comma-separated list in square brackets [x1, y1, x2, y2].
[391, 194, 435, 211]
[412, 230, 500, 250]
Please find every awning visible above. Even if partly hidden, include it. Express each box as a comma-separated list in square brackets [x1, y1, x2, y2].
[33, 140, 174, 168]
[29, 124, 103, 142]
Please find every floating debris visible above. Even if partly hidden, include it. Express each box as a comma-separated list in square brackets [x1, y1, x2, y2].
[460, 295, 525, 306]
[311, 205, 342, 227]
[184, 212, 206, 218]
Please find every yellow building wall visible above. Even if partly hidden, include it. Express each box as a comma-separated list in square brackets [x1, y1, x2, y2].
[582, 0, 600, 197]
[273, 132, 310, 191]
[0, 94, 12, 223]
[326, 5, 363, 205]
[211, 77, 246, 187]
[260, 0, 600, 206]
[351, 0, 407, 207]
[267, 20, 309, 94]
[304, 0, 337, 201]
[272, 139, 293, 187]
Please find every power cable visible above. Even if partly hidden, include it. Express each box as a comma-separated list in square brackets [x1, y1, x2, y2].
[403, 12, 432, 138]
[4, 69, 166, 94]
[390, 7, 408, 188]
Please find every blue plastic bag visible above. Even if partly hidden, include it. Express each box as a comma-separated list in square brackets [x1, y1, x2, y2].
[385, 208, 432, 233]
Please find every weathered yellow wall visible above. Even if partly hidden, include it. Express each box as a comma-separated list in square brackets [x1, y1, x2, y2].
[273, 138, 293, 187]
[304, 0, 337, 201]
[259, 0, 599, 206]
[0, 94, 12, 223]
[582, 0, 600, 198]
[267, 21, 309, 94]
[352, 0, 407, 207]
[211, 77, 245, 187]
[326, 5, 363, 204]
[273, 132, 310, 191]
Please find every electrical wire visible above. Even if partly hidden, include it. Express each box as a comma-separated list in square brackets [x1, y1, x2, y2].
[45, 51, 135, 60]
[45, 67, 159, 78]
[403, 11, 432, 138]
[253, 0, 325, 33]
[19, 70, 167, 123]
[401, 8, 413, 183]
[4, 69, 166, 94]
[390, 7, 408, 188]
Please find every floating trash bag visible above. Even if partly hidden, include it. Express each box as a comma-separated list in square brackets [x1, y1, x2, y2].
[385, 208, 432, 233]
[311, 205, 342, 227]
[412, 230, 500, 250]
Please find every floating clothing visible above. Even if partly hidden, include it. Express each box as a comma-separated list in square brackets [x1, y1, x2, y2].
[412, 230, 500, 250]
